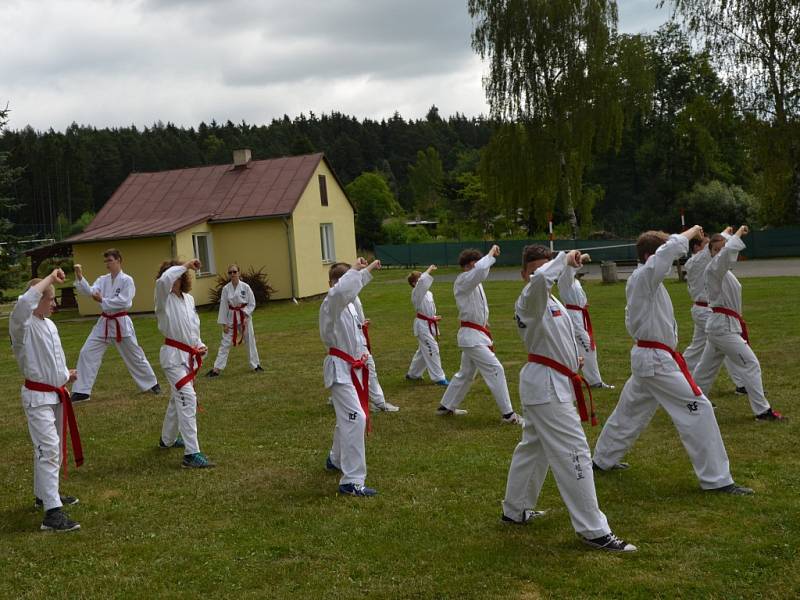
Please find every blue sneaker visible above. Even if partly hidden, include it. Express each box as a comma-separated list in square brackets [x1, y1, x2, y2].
[338, 483, 378, 497]
[435, 378, 450, 386]
[181, 452, 216, 469]
[159, 436, 185, 449]
[325, 456, 341, 472]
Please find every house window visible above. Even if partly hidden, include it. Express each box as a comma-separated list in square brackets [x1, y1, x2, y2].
[319, 174, 328, 206]
[320, 223, 335, 263]
[192, 233, 216, 275]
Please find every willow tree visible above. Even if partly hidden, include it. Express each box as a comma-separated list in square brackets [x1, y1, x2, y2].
[664, 0, 800, 223]
[469, 0, 635, 236]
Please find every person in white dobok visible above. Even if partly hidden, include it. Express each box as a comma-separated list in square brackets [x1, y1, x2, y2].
[348, 294, 399, 412]
[155, 259, 215, 469]
[502, 245, 636, 552]
[692, 226, 785, 421]
[71, 249, 160, 403]
[206, 264, 262, 378]
[437, 246, 523, 425]
[11, 269, 82, 532]
[405, 264, 449, 386]
[321, 258, 382, 497]
[682, 229, 744, 393]
[557, 253, 614, 389]
[593, 226, 753, 496]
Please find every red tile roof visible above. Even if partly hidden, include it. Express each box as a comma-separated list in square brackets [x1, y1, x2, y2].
[67, 152, 337, 242]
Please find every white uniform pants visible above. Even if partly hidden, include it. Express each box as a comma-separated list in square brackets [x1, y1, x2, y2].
[574, 324, 603, 386]
[213, 320, 260, 371]
[328, 382, 367, 486]
[693, 332, 770, 415]
[504, 399, 611, 539]
[593, 371, 733, 490]
[25, 401, 64, 511]
[407, 330, 446, 382]
[73, 334, 158, 395]
[683, 309, 743, 386]
[161, 364, 201, 455]
[365, 354, 386, 408]
[440, 345, 513, 415]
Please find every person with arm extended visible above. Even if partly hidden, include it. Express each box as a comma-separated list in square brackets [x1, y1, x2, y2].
[406, 264, 448, 386]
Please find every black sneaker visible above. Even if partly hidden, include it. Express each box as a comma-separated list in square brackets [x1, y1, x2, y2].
[755, 408, 786, 422]
[592, 461, 630, 472]
[581, 533, 637, 552]
[70, 392, 90, 403]
[40, 508, 80, 532]
[159, 436, 185, 449]
[149, 384, 162, 395]
[501, 509, 547, 525]
[708, 483, 755, 496]
[254, 365, 264, 372]
[34, 495, 79, 510]
[205, 370, 220, 378]
[734, 386, 747, 395]
[182, 452, 216, 468]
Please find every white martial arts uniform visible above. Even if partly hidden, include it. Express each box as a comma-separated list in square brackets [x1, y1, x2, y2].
[557, 264, 605, 386]
[440, 254, 513, 415]
[504, 252, 611, 539]
[406, 272, 446, 382]
[349, 296, 388, 409]
[73, 271, 158, 395]
[593, 235, 734, 490]
[682, 242, 742, 386]
[692, 237, 770, 415]
[155, 266, 204, 455]
[321, 268, 373, 486]
[10, 288, 71, 512]
[212, 280, 260, 371]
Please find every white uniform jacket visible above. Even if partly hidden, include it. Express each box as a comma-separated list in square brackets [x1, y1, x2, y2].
[411, 272, 438, 336]
[626, 234, 688, 377]
[556, 263, 589, 331]
[217, 281, 256, 325]
[685, 245, 712, 303]
[74, 271, 136, 339]
[454, 254, 494, 347]
[320, 269, 372, 388]
[10, 288, 70, 407]
[349, 296, 370, 353]
[154, 266, 203, 368]
[705, 235, 746, 336]
[517, 252, 581, 405]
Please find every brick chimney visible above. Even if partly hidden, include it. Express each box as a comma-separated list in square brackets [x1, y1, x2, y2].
[233, 148, 252, 168]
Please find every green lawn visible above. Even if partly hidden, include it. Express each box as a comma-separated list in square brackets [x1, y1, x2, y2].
[2, 271, 799, 599]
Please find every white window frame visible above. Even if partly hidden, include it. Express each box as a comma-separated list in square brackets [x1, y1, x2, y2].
[192, 232, 216, 275]
[320, 223, 335, 263]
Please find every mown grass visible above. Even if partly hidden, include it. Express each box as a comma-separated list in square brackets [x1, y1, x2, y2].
[1, 269, 799, 599]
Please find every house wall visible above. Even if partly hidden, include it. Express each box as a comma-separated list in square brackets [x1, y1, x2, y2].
[174, 221, 218, 307]
[72, 237, 173, 315]
[290, 161, 357, 297]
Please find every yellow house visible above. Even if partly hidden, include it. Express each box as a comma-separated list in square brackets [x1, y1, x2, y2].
[66, 151, 356, 315]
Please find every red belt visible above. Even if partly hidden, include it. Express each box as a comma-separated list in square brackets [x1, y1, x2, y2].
[164, 338, 203, 389]
[358, 322, 372, 353]
[565, 304, 595, 350]
[416, 313, 440, 338]
[228, 303, 247, 346]
[694, 301, 709, 308]
[712, 306, 749, 344]
[460, 320, 494, 352]
[636, 340, 702, 396]
[24, 380, 84, 476]
[101, 311, 128, 343]
[527, 354, 597, 426]
[329, 348, 371, 433]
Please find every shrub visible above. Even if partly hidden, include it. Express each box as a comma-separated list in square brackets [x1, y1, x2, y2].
[208, 266, 276, 305]
[37, 256, 74, 278]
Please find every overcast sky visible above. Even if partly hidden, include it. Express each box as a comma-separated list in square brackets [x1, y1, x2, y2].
[2, 0, 670, 132]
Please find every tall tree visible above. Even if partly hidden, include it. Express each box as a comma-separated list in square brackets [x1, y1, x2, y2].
[469, 0, 626, 237]
[664, 0, 800, 223]
[0, 104, 24, 288]
[408, 147, 444, 218]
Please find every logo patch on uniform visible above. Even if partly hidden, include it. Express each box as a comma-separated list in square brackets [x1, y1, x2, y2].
[348, 411, 358, 421]
[515, 314, 527, 329]
[687, 401, 698, 413]
[115, 288, 121, 295]
[549, 306, 562, 317]
[240, 290, 246, 298]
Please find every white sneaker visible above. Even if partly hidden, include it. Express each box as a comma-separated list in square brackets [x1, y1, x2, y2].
[371, 401, 400, 412]
[502, 412, 525, 426]
[501, 509, 548, 524]
[591, 382, 615, 390]
[437, 406, 468, 416]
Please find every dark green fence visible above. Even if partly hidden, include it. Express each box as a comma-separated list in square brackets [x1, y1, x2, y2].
[375, 228, 800, 267]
